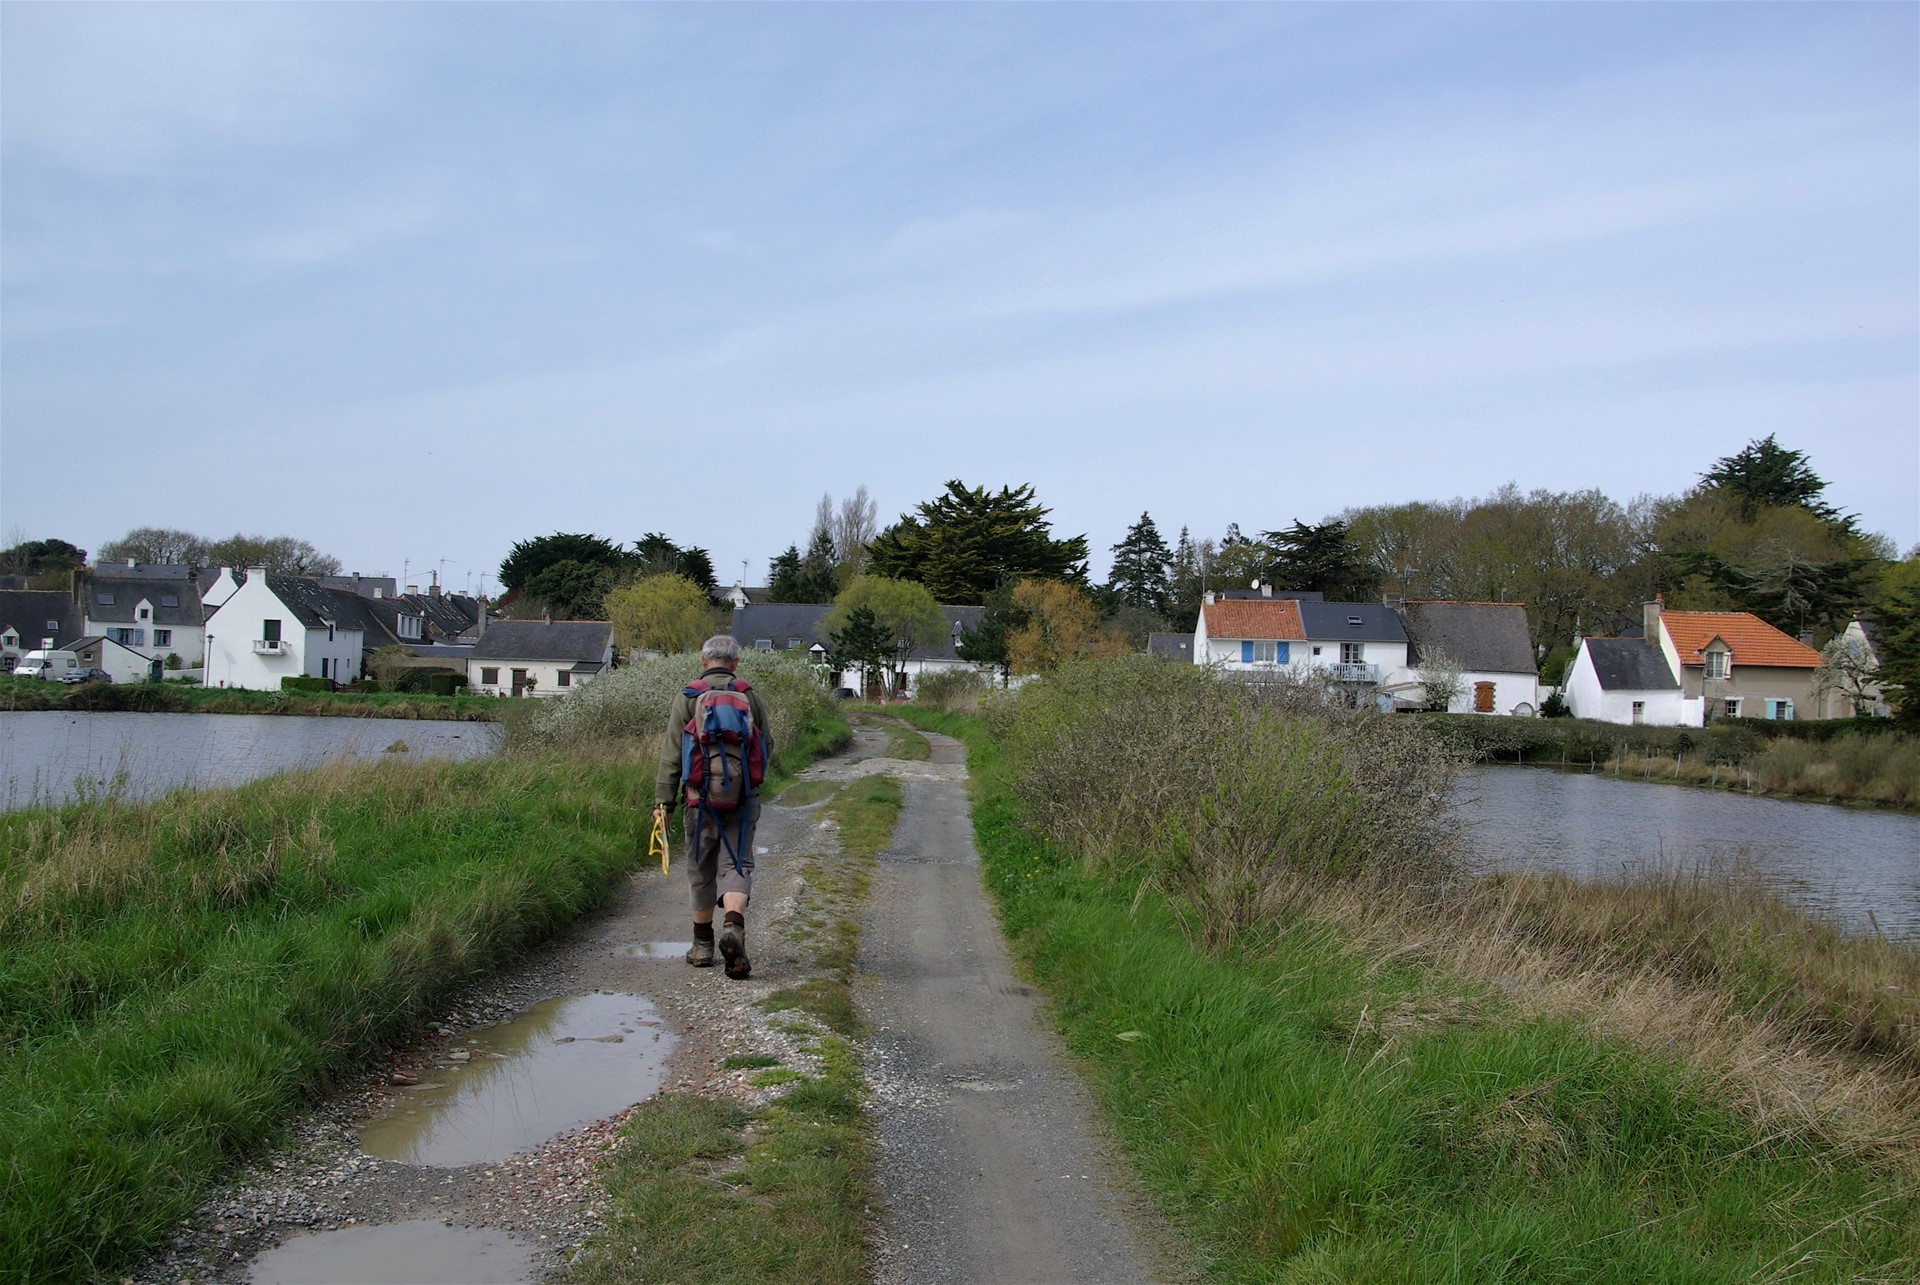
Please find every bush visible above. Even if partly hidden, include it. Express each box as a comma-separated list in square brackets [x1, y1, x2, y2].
[425, 672, 468, 697]
[509, 650, 833, 763]
[997, 657, 1463, 948]
[163, 653, 183, 671]
[912, 668, 985, 711]
[280, 676, 332, 694]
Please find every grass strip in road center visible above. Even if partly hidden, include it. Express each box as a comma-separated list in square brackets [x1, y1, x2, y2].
[574, 773, 903, 1285]
[896, 706, 1920, 1282]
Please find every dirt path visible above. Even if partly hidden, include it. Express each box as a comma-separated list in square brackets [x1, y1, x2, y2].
[856, 728, 1179, 1285]
[132, 723, 1179, 1284]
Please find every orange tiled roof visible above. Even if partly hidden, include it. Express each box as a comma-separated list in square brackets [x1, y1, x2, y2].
[1202, 598, 1304, 641]
[1660, 611, 1819, 668]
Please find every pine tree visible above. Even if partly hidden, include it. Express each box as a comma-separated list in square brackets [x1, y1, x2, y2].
[866, 480, 1088, 603]
[1107, 512, 1172, 614]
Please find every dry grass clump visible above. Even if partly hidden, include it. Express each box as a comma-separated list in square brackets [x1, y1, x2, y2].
[1000, 657, 1463, 948]
[1611, 732, 1920, 806]
[1291, 867, 1920, 1173]
[910, 667, 987, 712]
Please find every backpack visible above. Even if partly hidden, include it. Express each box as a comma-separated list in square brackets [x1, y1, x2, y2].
[680, 678, 766, 808]
[680, 678, 767, 878]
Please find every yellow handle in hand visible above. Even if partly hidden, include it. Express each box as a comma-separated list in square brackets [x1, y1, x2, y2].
[648, 805, 670, 876]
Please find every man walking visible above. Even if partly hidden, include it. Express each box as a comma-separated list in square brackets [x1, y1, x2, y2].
[655, 634, 770, 980]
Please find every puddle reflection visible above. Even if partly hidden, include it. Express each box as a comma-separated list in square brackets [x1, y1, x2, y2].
[359, 992, 671, 1167]
[618, 940, 694, 959]
[247, 1220, 536, 1284]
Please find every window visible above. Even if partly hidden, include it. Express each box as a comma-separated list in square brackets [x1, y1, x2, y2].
[1631, 700, 1645, 724]
[262, 619, 282, 644]
[138, 606, 150, 620]
[1340, 642, 1364, 665]
[1475, 682, 1496, 713]
[1704, 650, 1729, 679]
[153, 629, 172, 647]
[96, 592, 114, 606]
[109, 627, 145, 646]
[320, 658, 329, 679]
[1252, 640, 1277, 663]
[1312, 646, 1322, 656]
[400, 616, 421, 640]
[1723, 698, 1741, 718]
[756, 639, 773, 650]
[326, 623, 335, 642]
[558, 670, 572, 688]
[44, 619, 58, 631]
[1766, 698, 1795, 722]
[789, 637, 804, 649]
[160, 595, 179, 608]
[481, 667, 499, 685]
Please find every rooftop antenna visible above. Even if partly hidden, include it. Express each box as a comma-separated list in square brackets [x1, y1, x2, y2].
[438, 557, 451, 587]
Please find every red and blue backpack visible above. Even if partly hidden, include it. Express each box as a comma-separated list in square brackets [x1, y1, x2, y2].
[680, 678, 767, 874]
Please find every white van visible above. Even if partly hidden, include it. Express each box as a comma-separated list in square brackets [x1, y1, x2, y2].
[18, 648, 80, 681]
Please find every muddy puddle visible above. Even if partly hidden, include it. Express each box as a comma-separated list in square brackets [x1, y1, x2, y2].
[360, 992, 671, 1167]
[618, 940, 695, 959]
[247, 1220, 537, 1284]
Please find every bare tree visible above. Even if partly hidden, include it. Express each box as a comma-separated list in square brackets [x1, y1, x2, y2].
[98, 527, 212, 566]
[1814, 633, 1883, 717]
[831, 485, 879, 577]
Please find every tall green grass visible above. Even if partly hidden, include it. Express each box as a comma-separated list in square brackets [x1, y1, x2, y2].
[897, 696, 1920, 1280]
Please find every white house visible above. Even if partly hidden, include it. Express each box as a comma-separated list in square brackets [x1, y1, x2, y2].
[1832, 618, 1890, 717]
[202, 570, 369, 690]
[75, 564, 207, 668]
[68, 635, 153, 684]
[468, 619, 614, 697]
[1563, 637, 1699, 726]
[1193, 591, 1413, 708]
[1394, 601, 1541, 715]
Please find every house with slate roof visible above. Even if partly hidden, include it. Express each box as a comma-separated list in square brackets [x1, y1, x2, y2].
[729, 602, 987, 697]
[1394, 601, 1540, 716]
[1194, 589, 1410, 695]
[201, 570, 373, 689]
[75, 563, 207, 668]
[1146, 632, 1194, 662]
[0, 590, 82, 672]
[467, 620, 613, 697]
[1648, 600, 1822, 722]
[68, 634, 153, 685]
[1562, 637, 1694, 726]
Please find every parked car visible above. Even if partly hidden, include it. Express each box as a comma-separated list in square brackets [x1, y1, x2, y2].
[57, 667, 111, 684]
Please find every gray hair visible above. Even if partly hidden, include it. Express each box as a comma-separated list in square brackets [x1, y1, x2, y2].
[700, 634, 743, 666]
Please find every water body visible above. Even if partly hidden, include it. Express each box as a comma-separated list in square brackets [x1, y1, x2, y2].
[1459, 766, 1920, 939]
[247, 1220, 537, 1285]
[359, 992, 671, 1167]
[0, 710, 503, 811]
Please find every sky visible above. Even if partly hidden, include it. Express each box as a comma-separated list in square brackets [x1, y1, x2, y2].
[3, 2, 1915, 594]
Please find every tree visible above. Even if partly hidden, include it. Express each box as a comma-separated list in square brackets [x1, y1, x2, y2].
[1813, 633, 1883, 718]
[1872, 583, 1920, 724]
[1264, 518, 1380, 600]
[1700, 434, 1841, 522]
[767, 545, 805, 603]
[0, 536, 87, 585]
[828, 606, 894, 698]
[1108, 512, 1172, 614]
[97, 527, 211, 567]
[1208, 523, 1270, 589]
[829, 486, 880, 581]
[1006, 580, 1124, 675]
[521, 559, 616, 619]
[821, 575, 947, 693]
[867, 480, 1088, 604]
[206, 534, 341, 577]
[499, 533, 629, 591]
[606, 574, 718, 655]
[1417, 648, 1465, 712]
[1166, 526, 1209, 632]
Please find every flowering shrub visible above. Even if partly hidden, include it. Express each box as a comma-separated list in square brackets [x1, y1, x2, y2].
[509, 649, 832, 760]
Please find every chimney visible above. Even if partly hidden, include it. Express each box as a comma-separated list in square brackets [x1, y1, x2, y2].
[1643, 594, 1663, 642]
[126, 558, 137, 568]
[1260, 584, 1272, 598]
[477, 597, 488, 638]
[1798, 629, 1814, 647]
[1204, 591, 1216, 605]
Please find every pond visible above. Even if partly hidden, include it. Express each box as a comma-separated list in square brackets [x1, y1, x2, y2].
[0, 710, 504, 811]
[1459, 766, 1920, 939]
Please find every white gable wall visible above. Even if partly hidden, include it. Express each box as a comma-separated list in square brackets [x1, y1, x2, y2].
[1562, 643, 1697, 726]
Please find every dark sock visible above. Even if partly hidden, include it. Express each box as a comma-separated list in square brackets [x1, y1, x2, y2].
[693, 921, 715, 942]
[723, 910, 745, 928]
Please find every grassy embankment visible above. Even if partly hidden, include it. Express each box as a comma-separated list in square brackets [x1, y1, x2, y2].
[1426, 712, 1920, 808]
[899, 664, 1920, 1282]
[570, 774, 902, 1285]
[0, 650, 847, 1284]
[0, 672, 498, 721]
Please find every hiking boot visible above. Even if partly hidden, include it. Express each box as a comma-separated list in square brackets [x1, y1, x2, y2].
[685, 937, 715, 967]
[718, 922, 751, 980]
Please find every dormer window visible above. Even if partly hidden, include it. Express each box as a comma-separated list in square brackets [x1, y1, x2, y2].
[1347, 615, 1363, 627]
[1704, 650, 1730, 680]
[138, 607, 150, 620]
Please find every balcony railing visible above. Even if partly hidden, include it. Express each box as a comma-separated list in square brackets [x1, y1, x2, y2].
[1329, 662, 1379, 684]
[252, 639, 288, 655]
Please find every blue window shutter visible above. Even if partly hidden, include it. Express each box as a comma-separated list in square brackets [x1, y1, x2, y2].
[1241, 640, 1253, 663]
[1275, 642, 1289, 664]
